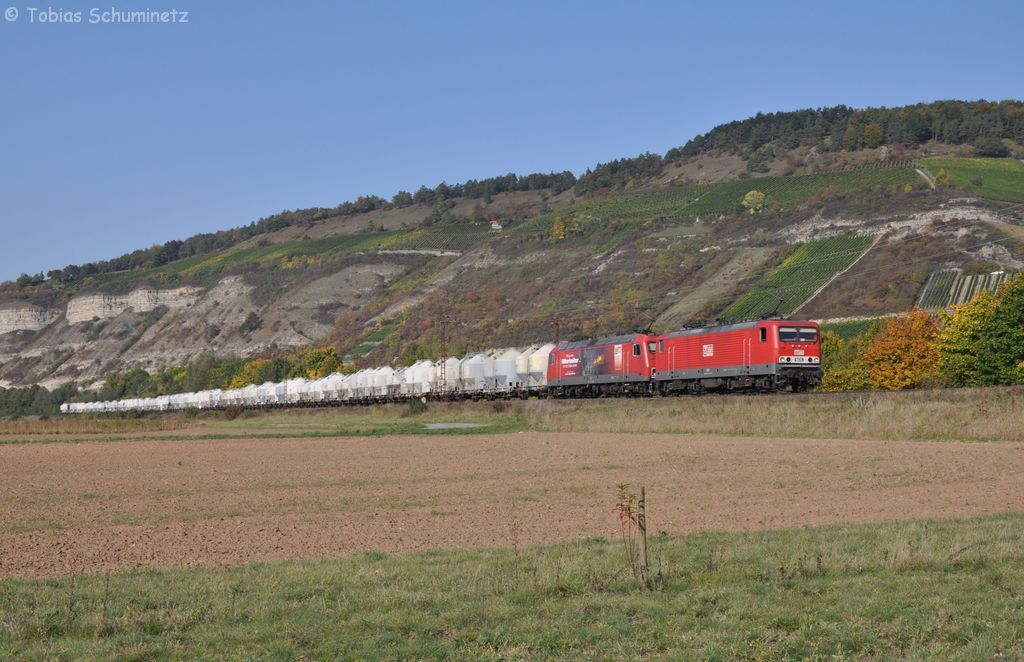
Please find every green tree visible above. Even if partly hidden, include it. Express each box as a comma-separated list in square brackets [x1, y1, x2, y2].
[863, 122, 884, 149]
[391, 190, 414, 207]
[741, 190, 766, 215]
[818, 326, 879, 392]
[938, 273, 1024, 386]
[975, 137, 1010, 157]
[208, 358, 244, 389]
[842, 117, 860, 151]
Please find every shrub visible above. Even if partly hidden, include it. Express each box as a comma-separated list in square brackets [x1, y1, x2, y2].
[975, 137, 1010, 158]
[239, 312, 262, 335]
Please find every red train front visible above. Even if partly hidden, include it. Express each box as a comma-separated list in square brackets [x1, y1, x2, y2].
[546, 320, 822, 396]
[653, 320, 822, 392]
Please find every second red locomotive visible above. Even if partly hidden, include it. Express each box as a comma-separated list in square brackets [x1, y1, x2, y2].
[547, 319, 821, 396]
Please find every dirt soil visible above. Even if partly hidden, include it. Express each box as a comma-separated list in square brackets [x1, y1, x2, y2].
[2, 432, 1024, 579]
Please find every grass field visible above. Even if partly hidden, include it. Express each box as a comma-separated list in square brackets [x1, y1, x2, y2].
[2, 513, 1023, 658]
[4, 390, 1024, 658]
[510, 162, 919, 243]
[720, 235, 876, 320]
[8, 385, 1024, 445]
[88, 226, 488, 288]
[923, 157, 1024, 203]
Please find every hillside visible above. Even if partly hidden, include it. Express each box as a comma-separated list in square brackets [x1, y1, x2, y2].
[1, 101, 1023, 389]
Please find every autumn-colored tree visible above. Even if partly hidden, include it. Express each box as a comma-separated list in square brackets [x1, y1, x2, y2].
[741, 190, 766, 215]
[862, 310, 941, 390]
[935, 168, 952, 188]
[938, 272, 1024, 386]
[229, 358, 274, 388]
[817, 327, 878, 392]
[301, 347, 340, 380]
[863, 122, 884, 149]
[551, 215, 566, 240]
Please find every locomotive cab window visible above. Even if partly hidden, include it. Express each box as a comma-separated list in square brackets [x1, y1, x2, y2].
[799, 327, 818, 343]
[632, 343, 641, 357]
[779, 326, 818, 343]
[759, 328, 767, 342]
[647, 341, 656, 353]
[659, 340, 665, 352]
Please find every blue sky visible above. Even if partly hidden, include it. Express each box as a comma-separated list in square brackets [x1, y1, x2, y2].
[1, 0, 1022, 280]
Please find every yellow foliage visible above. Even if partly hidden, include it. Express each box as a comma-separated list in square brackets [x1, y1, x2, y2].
[229, 359, 272, 389]
[936, 290, 999, 386]
[863, 310, 941, 390]
[302, 347, 340, 380]
[551, 216, 567, 241]
[280, 255, 321, 270]
[741, 190, 766, 214]
[818, 360, 871, 392]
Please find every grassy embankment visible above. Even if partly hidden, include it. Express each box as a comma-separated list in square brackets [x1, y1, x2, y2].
[8, 385, 1022, 445]
[923, 157, 1024, 203]
[2, 513, 1023, 658]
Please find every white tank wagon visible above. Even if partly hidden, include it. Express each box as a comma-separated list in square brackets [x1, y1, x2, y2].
[527, 343, 555, 387]
[305, 376, 331, 404]
[404, 360, 434, 395]
[371, 367, 396, 397]
[327, 373, 356, 399]
[432, 357, 461, 395]
[493, 348, 522, 390]
[458, 353, 490, 392]
[254, 382, 276, 406]
[61, 340, 564, 414]
[389, 367, 408, 397]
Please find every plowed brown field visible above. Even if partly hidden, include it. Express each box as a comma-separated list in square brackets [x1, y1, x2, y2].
[3, 432, 1024, 579]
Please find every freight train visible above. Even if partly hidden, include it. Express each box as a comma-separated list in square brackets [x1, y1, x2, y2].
[61, 319, 821, 414]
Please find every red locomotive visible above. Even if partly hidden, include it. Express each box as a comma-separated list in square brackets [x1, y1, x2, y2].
[547, 319, 821, 395]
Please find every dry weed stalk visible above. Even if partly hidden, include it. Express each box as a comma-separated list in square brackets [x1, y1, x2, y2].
[615, 483, 651, 590]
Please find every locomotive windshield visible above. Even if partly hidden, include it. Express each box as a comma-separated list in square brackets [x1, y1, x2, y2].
[779, 326, 818, 343]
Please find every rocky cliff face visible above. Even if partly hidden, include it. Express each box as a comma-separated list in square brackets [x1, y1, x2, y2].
[64, 287, 201, 324]
[0, 257, 415, 388]
[0, 306, 59, 333]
